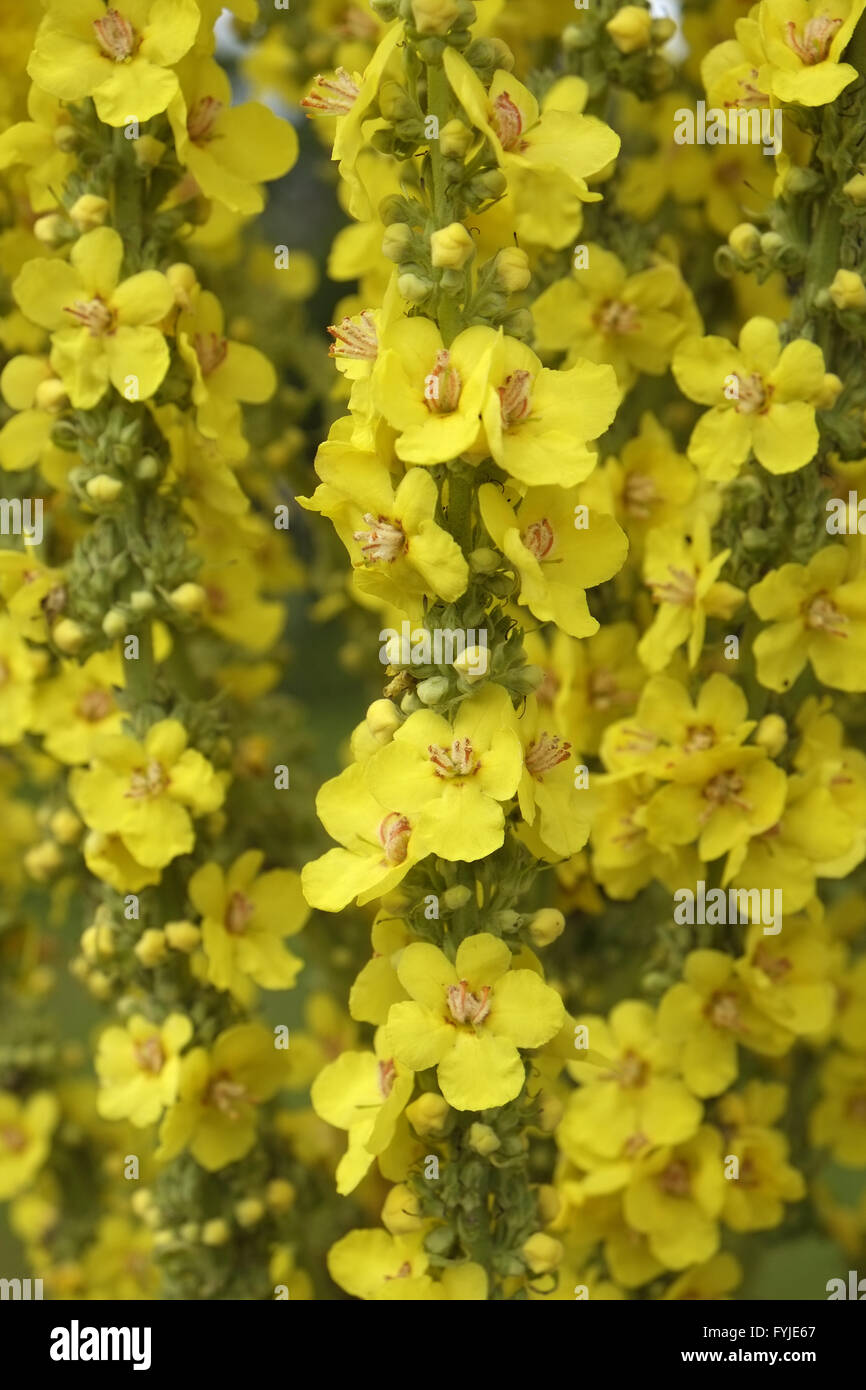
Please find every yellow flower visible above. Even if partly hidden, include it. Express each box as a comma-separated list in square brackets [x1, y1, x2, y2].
[371, 318, 496, 464]
[533, 246, 699, 390]
[736, 917, 836, 1038]
[299, 420, 469, 613]
[810, 1050, 866, 1166]
[758, 0, 866, 107]
[28, 0, 200, 127]
[311, 1030, 414, 1194]
[672, 318, 826, 480]
[479, 483, 628, 638]
[13, 228, 174, 408]
[644, 746, 787, 862]
[69, 718, 225, 872]
[327, 1229, 436, 1300]
[363, 685, 523, 862]
[749, 546, 866, 692]
[638, 517, 744, 671]
[0, 1091, 58, 1199]
[189, 850, 308, 995]
[157, 1024, 289, 1171]
[177, 289, 277, 450]
[80, 1216, 158, 1300]
[443, 52, 620, 247]
[561, 1001, 702, 1163]
[384, 932, 565, 1110]
[479, 333, 620, 488]
[0, 614, 39, 745]
[516, 696, 591, 859]
[167, 54, 298, 214]
[658, 951, 793, 1097]
[302, 762, 426, 911]
[622, 1128, 725, 1269]
[30, 651, 125, 763]
[579, 412, 696, 559]
[95, 1013, 192, 1127]
[663, 1251, 742, 1300]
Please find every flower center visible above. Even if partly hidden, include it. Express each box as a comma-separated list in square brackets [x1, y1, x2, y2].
[377, 1058, 396, 1098]
[126, 760, 169, 800]
[206, 1075, 253, 1120]
[302, 68, 361, 116]
[649, 564, 696, 606]
[194, 332, 228, 377]
[78, 689, 115, 722]
[683, 724, 716, 753]
[0, 1124, 27, 1153]
[846, 1092, 866, 1122]
[525, 732, 571, 779]
[328, 311, 378, 360]
[424, 350, 462, 413]
[521, 517, 555, 560]
[492, 92, 525, 151]
[428, 737, 479, 778]
[0, 659, 9, 687]
[588, 668, 631, 711]
[732, 69, 770, 106]
[595, 299, 641, 336]
[706, 990, 742, 1031]
[187, 96, 224, 144]
[805, 592, 848, 637]
[701, 768, 751, 813]
[731, 372, 768, 414]
[616, 1050, 649, 1089]
[353, 514, 407, 563]
[658, 1159, 691, 1197]
[337, 5, 379, 40]
[65, 297, 115, 336]
[133, 1037, 165, 1074]
[92, 9, 136, 61]
[447, 980, 492, 1025]
[225, 890, 255, 936]
[785, 15, 842, 64]
[377, 812, 412, 865]
[753, 945, 792, 981]
[499, 370, 533, 428]
[623, 471, 657, 518]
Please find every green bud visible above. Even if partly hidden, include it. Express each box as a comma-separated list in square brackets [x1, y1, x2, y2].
[469, 547, 499, 574]
[442, 884, 472, 910]
[416, 675, 451, 705]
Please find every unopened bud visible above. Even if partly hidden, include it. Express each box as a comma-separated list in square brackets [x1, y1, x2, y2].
[754, 713, 787, 757]
[606, 6, 653, 53]
[85, 473, 123, 503]
[494, 246, 531, 292]
[430, 221, 475, 269]
[528, 908, 566, 948]
[69, 195, 109, 231]
[830, 268, 866, 311]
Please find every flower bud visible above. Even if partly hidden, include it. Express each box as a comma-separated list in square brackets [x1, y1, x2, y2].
[134, 928, 168, 967]
[133, 135, 166, 169]
[265, 1179, 296, 1212]
[830, 268, 866, 311]
[179, 1222, 200, 1242]
[234, 1198, 265, 1228]
[129, 589, 156, 614]
[169, 582, 207, 614]
[382, 222, 415, 262]
[411, 0, 460, 34]
[406, 1091, 451, 1138]
[53, 619, 85, 655]
[34, 378, 69, 413]
[469, 547, 499, 574]
[101, 608, 127, 639]
[50, 808, 82, 845]
[439, 887, 470, 915]
[25, 841, 63, 881]
[453, 645, 489, 681]
[816, 372, 843, 408]
[69, 194, 109, 231]
[759, 231, 784, 256]
[381, 1183, 425, 1233]
[85, 473, 123, 503]
[166, 262, 198, 310]
[606, 6, 653, 53]
[33, 214, 66, 247]
[754, 713, 787, 757]
[494, 246, 531, 292]
[536, 1184, 563, 1225]
[201, 1218, 231, 1246]
[165, 920, 201, 952]
[131, 1189, 154, 1218]
[397, 270, 434, 303]
[430, 221, 475, 269]
[843, 173, 866, 205]
[87, 969, 113, 1001]
[416, 675, 450, 705]
[728, 223, 761, 260]
[378, 80, 417, 123]
[366, 698, 402, 739]
[528, 908, 565, 947]
[440, 118, 473, 157]
[468, 1122, 501, 1155]
[521, 1232, 565, 1273]
[536, 1094, 564, 1133]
